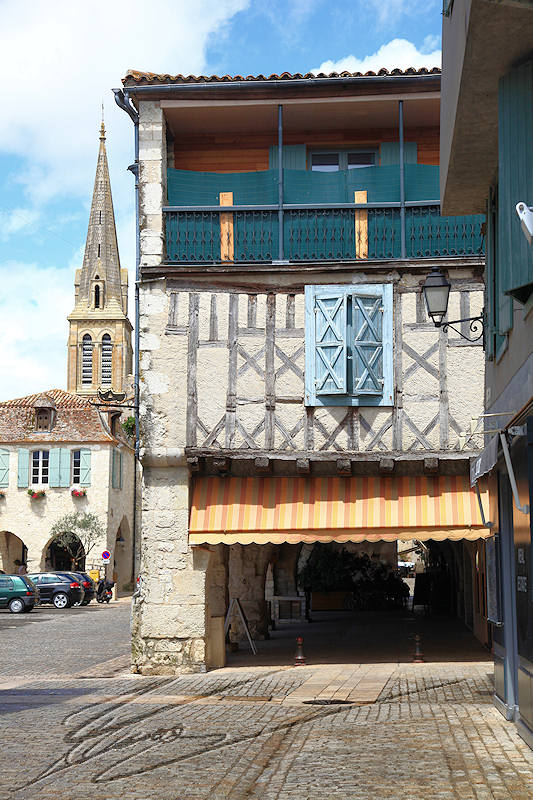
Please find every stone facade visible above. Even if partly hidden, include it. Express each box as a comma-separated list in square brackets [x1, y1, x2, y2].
[0, 390, 135, 589]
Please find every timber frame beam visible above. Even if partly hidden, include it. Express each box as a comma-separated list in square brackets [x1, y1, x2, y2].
[184, 447, 477, 477]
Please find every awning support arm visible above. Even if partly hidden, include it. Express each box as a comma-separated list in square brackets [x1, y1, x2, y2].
[500, 432, 530, 515]
[475, 483, 494, 528]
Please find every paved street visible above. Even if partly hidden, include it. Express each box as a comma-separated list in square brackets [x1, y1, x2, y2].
[1, 605, 533, 799]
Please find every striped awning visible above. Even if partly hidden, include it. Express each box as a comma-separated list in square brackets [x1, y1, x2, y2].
[189, 475, 490, 545]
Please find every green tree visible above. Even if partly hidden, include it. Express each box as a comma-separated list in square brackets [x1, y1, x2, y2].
[49, 512, 105, 569]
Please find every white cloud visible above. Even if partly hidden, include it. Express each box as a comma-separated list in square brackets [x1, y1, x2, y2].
[0, 262, 73, 401]
[314, 38, 441, 75]
[0, 207, 41, 240]
[0, 0, 248, 398]
[0, 0, 248, 203]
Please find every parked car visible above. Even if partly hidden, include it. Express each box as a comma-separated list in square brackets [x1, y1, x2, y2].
[27, 573, 84, 609]
[0, 574, 39, 613]
[65, 572, 95, 605]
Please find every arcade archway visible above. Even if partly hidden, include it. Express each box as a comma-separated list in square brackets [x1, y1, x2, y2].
[0, 531, 28, 574]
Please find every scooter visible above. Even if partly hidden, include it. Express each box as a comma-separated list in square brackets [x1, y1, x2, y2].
[96, 578, 114, 603]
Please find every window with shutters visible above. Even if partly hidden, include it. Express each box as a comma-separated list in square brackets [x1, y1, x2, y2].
[304, 284, 393, 407]
[72, 450, 81, 484]
[31, 450, 50, 484]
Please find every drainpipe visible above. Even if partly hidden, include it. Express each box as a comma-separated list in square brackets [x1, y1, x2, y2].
[113, 88, 140, 584]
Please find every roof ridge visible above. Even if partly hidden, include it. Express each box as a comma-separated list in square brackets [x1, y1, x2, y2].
[0, 388, 94, 408]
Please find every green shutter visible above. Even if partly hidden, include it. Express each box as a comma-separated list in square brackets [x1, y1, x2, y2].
[485, 194, 496, 360]
[0, 449, 9, 488]
[59, 448, 71, 487]
[80, 449, 91, 487]
[380, 142, 418, 165]
[48, 449, 60, 487]
[498, 61, 533, 304]
[112, 449, 118, 489]
[17, 449, 29, 488]
[119, 451, 123, 490]
[269, 144, 307, 170]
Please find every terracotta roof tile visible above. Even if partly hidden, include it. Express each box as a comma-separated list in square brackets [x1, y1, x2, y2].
[0, 389, 125, 445]
[1, 389, 92, 409]
[123, 67, 441, 86]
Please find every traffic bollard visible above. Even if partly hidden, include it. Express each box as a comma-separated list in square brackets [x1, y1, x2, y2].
[294, 636, 306, 666]
[412, 633, 424, 663]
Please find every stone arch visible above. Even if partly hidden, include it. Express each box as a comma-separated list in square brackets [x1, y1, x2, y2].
[0, 531, 28, 574]
[113, 516, 132, 594]
[42, 532, 86, 572]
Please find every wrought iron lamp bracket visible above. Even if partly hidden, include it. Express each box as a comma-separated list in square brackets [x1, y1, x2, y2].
[439, 314, 484, 342]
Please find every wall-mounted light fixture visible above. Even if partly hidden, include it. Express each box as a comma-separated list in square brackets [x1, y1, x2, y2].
[516, 202, 533, 245]
[422, 266, 484, 342]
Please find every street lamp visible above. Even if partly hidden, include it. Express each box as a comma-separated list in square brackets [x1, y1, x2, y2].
[422, 266, 484, 342]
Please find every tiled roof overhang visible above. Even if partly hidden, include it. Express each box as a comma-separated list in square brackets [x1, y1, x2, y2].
[121, 68, 441, 99]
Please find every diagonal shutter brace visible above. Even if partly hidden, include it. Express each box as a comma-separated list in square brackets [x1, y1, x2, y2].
[499, 432, 530, 515]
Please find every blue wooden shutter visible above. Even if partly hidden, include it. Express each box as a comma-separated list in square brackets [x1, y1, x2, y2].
[351, 284, 393, 406]
[305, 286, 347, 404]
[0, 449, 9, 488]
[80, 449, 91, 487]
[269, 145, 307, 170]
[48, 449, 61, 487]
[17, 449, 29, 488]
[59, 448, 71, 487]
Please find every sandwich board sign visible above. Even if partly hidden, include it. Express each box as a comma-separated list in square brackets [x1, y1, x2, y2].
[101, 550, 111, 564]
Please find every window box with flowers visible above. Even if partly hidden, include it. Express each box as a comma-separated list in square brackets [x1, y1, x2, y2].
[71, 488, 87, 498]
[28, 489, 46, 499]
[0, 490, 5, 499]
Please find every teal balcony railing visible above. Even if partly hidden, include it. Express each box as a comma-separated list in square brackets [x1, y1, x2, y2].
[164, 166, 485, 264]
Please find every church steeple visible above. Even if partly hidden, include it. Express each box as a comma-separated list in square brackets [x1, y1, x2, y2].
[67, 115, 132, 396]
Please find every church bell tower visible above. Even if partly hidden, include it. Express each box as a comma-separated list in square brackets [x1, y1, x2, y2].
[67, 117, 133, 396]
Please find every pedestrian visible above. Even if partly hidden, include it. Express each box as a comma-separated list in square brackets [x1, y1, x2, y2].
[14, 559, 27, 575]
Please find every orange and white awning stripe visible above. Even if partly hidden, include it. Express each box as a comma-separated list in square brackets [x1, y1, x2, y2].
[189, 475, 489, 545]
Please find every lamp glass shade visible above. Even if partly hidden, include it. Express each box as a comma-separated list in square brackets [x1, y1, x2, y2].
[422, 269, 451, 326]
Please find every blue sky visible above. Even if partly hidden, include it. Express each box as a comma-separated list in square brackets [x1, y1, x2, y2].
[0, 0, 442, 400]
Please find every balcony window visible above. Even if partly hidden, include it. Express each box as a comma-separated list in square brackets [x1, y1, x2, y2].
[310, 150, 376, 172]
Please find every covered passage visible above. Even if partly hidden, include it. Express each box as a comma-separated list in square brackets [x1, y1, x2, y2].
[193, 475, 493, 668]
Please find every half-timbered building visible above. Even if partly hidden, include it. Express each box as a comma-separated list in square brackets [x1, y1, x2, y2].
[116, 67, 490, 673]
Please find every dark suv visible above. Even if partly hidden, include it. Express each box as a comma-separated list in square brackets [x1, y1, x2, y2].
[27, 573, 84, 609]
[0, 575, 39, 613]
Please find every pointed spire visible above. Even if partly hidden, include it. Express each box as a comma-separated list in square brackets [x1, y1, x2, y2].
[76, 112, 124, 312]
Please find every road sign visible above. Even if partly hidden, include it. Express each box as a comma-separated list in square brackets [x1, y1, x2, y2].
[101, 550, 111, 564]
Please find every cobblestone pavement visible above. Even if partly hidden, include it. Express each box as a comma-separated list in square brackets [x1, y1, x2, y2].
[1, 608, 533, 799]
[0, 602, 131, 677]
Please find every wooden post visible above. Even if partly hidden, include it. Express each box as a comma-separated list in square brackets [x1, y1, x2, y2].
[220, 191, 234, 262]
[354, 190, 368, 259]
